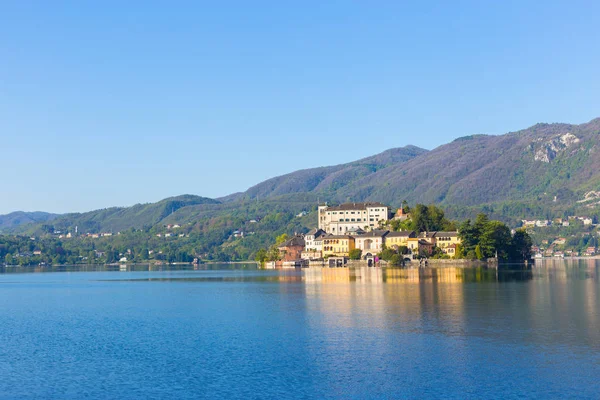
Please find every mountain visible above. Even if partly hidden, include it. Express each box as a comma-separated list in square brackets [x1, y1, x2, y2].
[0, 211, 58, 232]
[230, 117, 600, 209]
[8, 117, 600, 238]
[34, 195, 220, 234]
[220, 145, 429, 202]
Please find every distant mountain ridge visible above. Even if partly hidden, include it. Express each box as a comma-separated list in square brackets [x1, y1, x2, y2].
[5, 117, 600, 234]
[0, 211, 58, 232]
[220, 145, 428, 202]
[228, 117, 600, 208]
[2, 195, 219, 234]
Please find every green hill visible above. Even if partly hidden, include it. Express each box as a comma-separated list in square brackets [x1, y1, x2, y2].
[6, 117, 600, 261]
[0, 212, 58, 232]
[31, 195, 220, 234]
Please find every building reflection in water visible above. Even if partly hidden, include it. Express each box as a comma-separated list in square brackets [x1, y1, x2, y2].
[301, 263, 600, 353]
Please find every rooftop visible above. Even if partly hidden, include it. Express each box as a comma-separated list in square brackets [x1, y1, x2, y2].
[386, 231, 416, 237]
[323, 234, 356, 240]
[278, 235, 305, 248]
[355, 230, 389, 238]
[435, 231, 459, 237]
[321, 202, 389, 211]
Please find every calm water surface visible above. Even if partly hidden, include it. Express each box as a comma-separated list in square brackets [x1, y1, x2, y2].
[1, 261, 599, 399]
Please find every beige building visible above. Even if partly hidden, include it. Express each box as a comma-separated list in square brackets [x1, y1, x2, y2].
[384, 231, 416, 249]
[354, 231, 388, 254]
[318, 202, 391, 234]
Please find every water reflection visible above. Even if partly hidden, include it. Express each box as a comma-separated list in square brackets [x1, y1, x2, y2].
[0, 262, 258, 275]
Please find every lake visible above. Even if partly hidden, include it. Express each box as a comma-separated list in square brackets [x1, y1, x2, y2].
[1, 261, 599, 399]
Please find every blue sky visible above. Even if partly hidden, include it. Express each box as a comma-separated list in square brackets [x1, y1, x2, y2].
[1, 1, 599, 214]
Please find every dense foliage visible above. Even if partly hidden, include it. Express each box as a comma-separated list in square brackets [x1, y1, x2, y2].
[459, 214, 532, 261]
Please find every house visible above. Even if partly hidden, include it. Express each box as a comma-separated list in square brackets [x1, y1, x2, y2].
[354, 231, 388, 254]
[119, 257, 128, 263]
[318, 202, 391, 234]
[385, 231, 417, 249]
[304, 228, 326, 252]
[416, 231, 437, 245]
[277, 235, 306, 262]
[433, 231, 461, 254]
[322, 235, 356, 257]
[522, 220, 536, 228]
[553, 238, 566, 245]
[586, 247, 596, 256]
[33, 250, 42, 256]
[535, 220, 550, 227]
[296, 211, 308, 218]
[407, 239, 435, 256]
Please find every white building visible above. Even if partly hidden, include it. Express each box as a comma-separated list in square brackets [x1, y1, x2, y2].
[318, 202, 390, 234]
[304, 228, 326, 252]
[354, 231, 388, 254]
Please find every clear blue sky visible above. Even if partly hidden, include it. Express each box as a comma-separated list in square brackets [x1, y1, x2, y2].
[1, 1, 599, 214]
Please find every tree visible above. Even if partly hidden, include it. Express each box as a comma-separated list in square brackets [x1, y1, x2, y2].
[458, 219, 477, 253]
[4, 254, 12, 265]
[348, 249, 362, 260]
[379, 247, 397, 261]
[479, 220, 512, 259]
[397, 245, 409, 255]
[389, 254, 403, 266]
[275, 234, 289, 245]
[510, 229, 533, 261]
[455, 243, 464, 259]
[475, 245, 483, 260]
[254, 248, 267, 264]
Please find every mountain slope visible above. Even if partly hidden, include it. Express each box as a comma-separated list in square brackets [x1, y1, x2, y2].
[232, 118, 600, 208]
[9, 118, 600, 238]
[0, 211, 58, 232]
[221, 145, 428, 202]
[40, 195, 220, 233]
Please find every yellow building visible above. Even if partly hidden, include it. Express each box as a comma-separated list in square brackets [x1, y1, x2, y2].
[384, 231, 416, 249]
[322, 235, 356, 257]
[435, 231, 461, 255]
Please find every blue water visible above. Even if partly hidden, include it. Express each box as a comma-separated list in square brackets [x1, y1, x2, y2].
[1, 262, 599, 399]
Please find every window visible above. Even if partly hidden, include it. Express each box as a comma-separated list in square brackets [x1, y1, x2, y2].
[351, 219, 355, 222]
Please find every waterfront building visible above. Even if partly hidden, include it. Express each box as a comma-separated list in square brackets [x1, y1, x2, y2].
[278, 235, 306, 262]
[384, 231, 416, 249]
[435, 231, 461, 254]
[304, 228, 326, 252]
[318, 202, 391, 234]
[354, 230, 388, 254]
[322, 235, 356, 257]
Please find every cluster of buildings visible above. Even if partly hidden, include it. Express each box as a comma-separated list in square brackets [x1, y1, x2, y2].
[532, 239, 598, 259]
[522, 216, 595, 228]
[276, 202, 461, 265]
